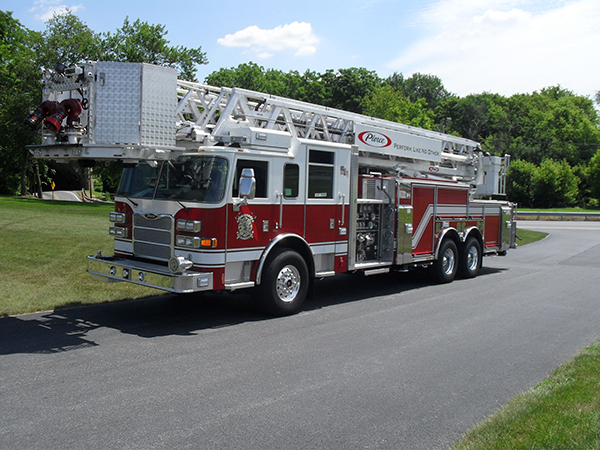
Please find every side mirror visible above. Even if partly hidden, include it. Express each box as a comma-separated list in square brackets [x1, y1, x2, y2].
[239, 168, 256, 200]
[234, 168, 256, 211]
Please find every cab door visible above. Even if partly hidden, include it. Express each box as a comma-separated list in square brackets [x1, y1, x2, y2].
[276, 161, 305, 237]
[305, 147, 347, 274]
[226, 157, 275, 258]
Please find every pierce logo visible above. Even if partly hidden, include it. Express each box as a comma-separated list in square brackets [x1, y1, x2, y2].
[358, 131, 392, 148]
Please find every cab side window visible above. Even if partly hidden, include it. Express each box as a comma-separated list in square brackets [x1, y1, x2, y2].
[284, 163, 299, 198]
[308, 150, 334, 198]
[233, 159, 268, 198]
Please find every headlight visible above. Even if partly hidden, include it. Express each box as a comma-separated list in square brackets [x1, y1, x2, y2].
[176, 235, 201, 248]
[109, 212, 127, 223]
[109, 225, 129, 238]
[176, 219, 201, 233]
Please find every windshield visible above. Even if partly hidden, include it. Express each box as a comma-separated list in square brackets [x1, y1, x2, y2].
[117, 155, 229, 202]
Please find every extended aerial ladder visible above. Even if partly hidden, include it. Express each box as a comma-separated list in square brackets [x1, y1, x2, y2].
[27, 61, 508, 196]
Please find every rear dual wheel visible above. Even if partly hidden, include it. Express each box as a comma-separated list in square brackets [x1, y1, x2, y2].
[459, 237, 482, 279]
[432, 237, 482, 283]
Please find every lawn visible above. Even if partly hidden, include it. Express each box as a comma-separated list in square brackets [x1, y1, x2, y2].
[516, 227, 548, 246]
[0, 196, 158, 316]
[452, 340, 600, 449]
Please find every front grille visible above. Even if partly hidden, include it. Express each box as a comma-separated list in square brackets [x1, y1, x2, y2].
[134, 228, 171, 245]
[134, 214, 172, 230]
[133, 213, 173, 262]
[133, 241, 172, 260]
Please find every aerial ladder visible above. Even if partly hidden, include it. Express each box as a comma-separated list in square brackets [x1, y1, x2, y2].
[27, 61, 508, 197]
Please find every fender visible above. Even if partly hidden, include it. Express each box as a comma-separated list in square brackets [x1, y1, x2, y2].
[255, 233, 313, 285]
[434, 227, 460, 260]
[462, 226, 483, 244]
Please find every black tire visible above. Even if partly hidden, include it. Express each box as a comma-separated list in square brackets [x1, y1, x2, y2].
[258, 249, 309, 316]
[432, 239, 458, 284]
[459, 237, 482, 279]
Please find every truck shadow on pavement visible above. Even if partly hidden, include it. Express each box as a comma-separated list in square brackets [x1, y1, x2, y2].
[0, 267, 505, 355]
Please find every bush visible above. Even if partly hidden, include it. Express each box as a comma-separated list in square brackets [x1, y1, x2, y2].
[507, 159, 537, 207]
[588, 149, 600, 203]
[531, 159, 579, 208]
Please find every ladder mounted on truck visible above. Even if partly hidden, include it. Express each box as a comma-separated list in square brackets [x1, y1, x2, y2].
[175, 81, 492, 186]
[26, 61, 508, 196]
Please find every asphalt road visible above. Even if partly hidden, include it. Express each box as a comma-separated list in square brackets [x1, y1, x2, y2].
[41, 190, 82, 202]
[2, 221, 600, 449]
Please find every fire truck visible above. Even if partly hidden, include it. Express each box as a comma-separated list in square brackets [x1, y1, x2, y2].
[26, 61, 516, 315]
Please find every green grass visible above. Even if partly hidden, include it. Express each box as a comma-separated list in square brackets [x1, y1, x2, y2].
[516, 228, 548, 246]
[519, 207, 600, 213]
[452, 340, 600, 449]
[0, 196, 158, 316]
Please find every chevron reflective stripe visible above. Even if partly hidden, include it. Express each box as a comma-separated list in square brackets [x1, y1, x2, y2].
[412, 205, 434, 249]
[412, 204, 476, 249]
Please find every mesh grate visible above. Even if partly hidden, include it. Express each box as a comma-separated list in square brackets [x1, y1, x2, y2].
[133, 213, 173, 261]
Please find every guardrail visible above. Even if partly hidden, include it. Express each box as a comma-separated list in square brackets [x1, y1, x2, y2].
[516, 211, 600, 221]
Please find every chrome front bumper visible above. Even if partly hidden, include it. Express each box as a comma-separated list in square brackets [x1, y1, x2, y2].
[87, 255, 213, 293]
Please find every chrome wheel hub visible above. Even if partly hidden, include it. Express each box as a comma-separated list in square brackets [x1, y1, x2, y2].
[467, 246, 479, 271]
[442, 248, 456, 275]
[275, 265, 301, 303]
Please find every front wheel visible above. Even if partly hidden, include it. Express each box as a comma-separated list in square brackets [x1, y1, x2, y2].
[258, 249, 309, 316]
[459, 237, 482, 278]
[432, 239, 458, 284]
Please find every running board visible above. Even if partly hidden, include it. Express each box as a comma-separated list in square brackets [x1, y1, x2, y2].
[363, 268, 390, 276]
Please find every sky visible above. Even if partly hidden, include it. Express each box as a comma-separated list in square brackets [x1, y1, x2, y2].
[5, 0, 600, 99]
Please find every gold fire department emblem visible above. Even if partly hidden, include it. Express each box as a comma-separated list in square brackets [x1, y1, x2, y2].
[236, 214, 255, 240]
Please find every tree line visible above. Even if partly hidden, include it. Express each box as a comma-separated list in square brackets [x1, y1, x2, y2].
[2, 10, 600, 208]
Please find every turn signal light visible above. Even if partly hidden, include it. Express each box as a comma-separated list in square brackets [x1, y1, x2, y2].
[200, 238, 217, 248]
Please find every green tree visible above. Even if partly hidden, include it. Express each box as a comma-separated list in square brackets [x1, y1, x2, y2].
[205, 62, 270, 92]
[498, 88, 600, 166]
[101, 17, 207, 81]
[362, 85, 435, 129]
[0, 11, 42, 195]
[280, 69, 328, 105]
[39, 10, 102, 67]
[324, 67, 382, 113]
[437, 93, 509, 143]
[506, 159, 537, 207]
[387, 72, 450, 111]
[588, 149, 600, 205]
[531, 159, 579, 208]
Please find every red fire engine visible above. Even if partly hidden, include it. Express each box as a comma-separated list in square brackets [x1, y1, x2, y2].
[27, 62, 516, 315]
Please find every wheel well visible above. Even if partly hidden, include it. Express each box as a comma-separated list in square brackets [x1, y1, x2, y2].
[435, 229, 460, 259]
[462, 228, 484, 251]
[256, 235, 314, 286]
